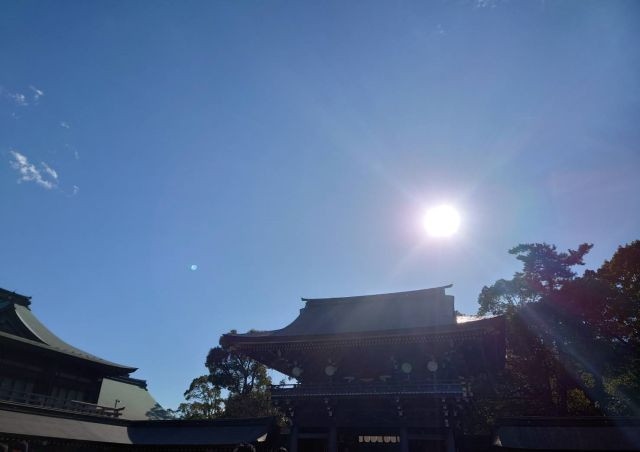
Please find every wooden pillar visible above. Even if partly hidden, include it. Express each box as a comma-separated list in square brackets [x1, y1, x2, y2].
[400, 427, 409, 452]
[289, 424, 299, 452]
[446, 427, 455, 452]
[328, 426, 337, 452]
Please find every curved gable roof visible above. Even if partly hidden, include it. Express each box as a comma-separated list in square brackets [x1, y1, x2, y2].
[0, 288, 136, 373]
[224, 286, 458, 341]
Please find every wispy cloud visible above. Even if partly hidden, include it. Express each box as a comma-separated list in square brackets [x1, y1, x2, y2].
[9, 92, 28, 106]
[29, 85, 44, 102]
[475, 0, 500, 8]
[9, 150, 58, 190]
[1, 85, 44, 106]
[60, 121, 71, 129]
[41, 161, 58, 180]
[72, 185, 80, 196]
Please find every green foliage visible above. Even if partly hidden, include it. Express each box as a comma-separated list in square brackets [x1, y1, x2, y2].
[567, 388, 598, 415]
[595, 240, 640, 344]
[509, 243, 593, 294]
[205, 345, 276, 418]
[224, 391, 277, 419]
[592, 240, 640, 414]
[478, 243, 592, 316]
[174, 375, 224, 419]
[475, 241, 640, 423]
[477, 273, 539, 315]
[206, 346, 272, 396]
[175, 345, 279, 420]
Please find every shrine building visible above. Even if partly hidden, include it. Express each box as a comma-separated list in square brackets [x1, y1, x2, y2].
[0, 287, 164, 420]
[2, 285, 638, 451]
[221, 285, 506, 452]
[0, 288, 279, 450]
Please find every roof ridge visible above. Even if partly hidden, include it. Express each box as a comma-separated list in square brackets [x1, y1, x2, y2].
[0, 288, 136, 373]
[0, 288, 31, 307]
[301, 285, 453, 304]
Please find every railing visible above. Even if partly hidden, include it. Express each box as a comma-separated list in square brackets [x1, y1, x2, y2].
[0, 388, 124, 418]
[270, 381, 466, 398]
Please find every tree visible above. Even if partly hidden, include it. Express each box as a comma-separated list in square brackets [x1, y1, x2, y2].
[206, 345, 276, 418]
[174, 375, 224, 419]
[538, 241, 640, 415]
[595, 240, 640, 345]
[509, 243, 593, 295]
[476, 243, 599, 419]
[224, 391, 274, 418]
[575, 241, 640, 414]
[475, 241, 640, 419]
[478, 243, 592, 316]
[477, 273, 539, 316]
[206, 346, 271, 396]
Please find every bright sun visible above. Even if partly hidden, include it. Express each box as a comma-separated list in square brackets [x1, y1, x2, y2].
[423, 205, 461, 238]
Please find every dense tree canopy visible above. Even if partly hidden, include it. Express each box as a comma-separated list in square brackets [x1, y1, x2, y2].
[474, 241, 640, 424]
[510, 243, 593, 294]
[205, 346, 271, 396]
[173, 345, 275, 419]
[478, 243, 592, 315]
[205, 345, 276, 418]
[174, 375, 224, 419]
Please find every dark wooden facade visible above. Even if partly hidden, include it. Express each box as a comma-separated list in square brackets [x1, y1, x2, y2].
[221, 286, 506, 452]
[0, 288, 170, 424]
[0, 288, 137, 418]
[0, 287, 281, 451]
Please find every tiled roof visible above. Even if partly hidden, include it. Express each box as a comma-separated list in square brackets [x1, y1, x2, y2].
[0, 288, 136, 373]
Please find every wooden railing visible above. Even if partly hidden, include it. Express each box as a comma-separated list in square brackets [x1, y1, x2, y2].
[0, 388, 124, 418]
[270, 381, 466, 398]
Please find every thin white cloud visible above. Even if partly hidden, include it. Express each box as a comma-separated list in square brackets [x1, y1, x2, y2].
[475, 0, 502, 8]
[1, 85, 43, 106]
[41, 161, 58, 180]
[60, 121, 70, 129]
[63, 143, 79, 159]
[72, 185, 80, 196]
[9, 92, 28, 106]
[29, 85, 44, 102]
[9, 150, 58, 190]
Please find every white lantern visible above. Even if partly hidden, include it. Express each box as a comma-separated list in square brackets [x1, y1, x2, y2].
[325, 365, 337, 376]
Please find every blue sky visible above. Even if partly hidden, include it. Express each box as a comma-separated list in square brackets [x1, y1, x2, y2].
[1, 0, 639, 409]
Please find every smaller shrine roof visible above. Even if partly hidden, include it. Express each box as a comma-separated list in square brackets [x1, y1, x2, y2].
[0, 288, 136, 374]
[221, 285, 491, 346]
[300, 285, 453, 305]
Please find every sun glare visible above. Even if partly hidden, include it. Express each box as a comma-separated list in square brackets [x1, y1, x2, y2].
[423, 205, 461, 238]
